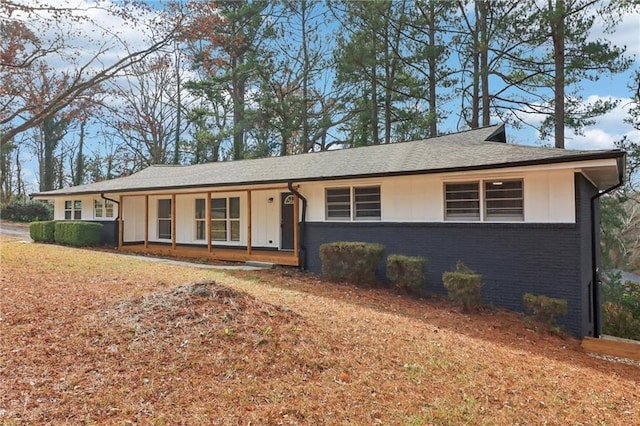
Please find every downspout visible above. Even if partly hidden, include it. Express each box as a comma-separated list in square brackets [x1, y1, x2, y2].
[101, 193, 120, 248]
[589, 156, 625, 338]
[288, 182, 307, 270]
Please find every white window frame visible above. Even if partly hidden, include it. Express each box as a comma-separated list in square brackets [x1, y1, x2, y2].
[325, 187, 351, 220]
[444, 179, 524, 222]
[444, 182, 480, 221]
[484, 179, 524, 221]
[211, 197, 241, 243]
[157, 199, 172, 240]
[64, 200, 82, 220]
[195, 198, 206, 241]
[94, 199, 114, 219]
[325, 185, 381, 221]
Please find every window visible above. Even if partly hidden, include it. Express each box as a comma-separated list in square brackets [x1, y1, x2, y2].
[354, 186, 381, 219]
[158, 199, 172, 239]
[326, 188, 351, 219]
[484, 180, 523, 221]
[211, 197, 240, 242]
[64, 200, 82, 220]
[195, 198, 206, 240]
[326, 186, 381, 220]
[445, 182, 480, 220]
[94, 199, 114, 219]
[444, 179, 523, 221]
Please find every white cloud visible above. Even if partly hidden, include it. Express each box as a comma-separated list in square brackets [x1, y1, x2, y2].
[591, 7, 640, 62]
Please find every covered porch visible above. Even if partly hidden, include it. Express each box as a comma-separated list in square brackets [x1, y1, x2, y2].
[116, 185, 302, 267]
[120, 243, 299, 266]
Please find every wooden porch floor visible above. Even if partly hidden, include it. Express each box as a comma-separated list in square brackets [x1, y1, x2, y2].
[120, 243, 299, 266]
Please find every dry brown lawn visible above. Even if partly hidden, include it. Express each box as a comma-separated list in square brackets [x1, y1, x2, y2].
[1, 236, 638, 425]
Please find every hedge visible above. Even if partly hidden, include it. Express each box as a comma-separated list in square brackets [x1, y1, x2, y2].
[29, 221, 56, 243]
[319, 241, 385, 285]
[54, 221, 103, 247]
[522, 293, 568, 327]
[1, 201, 53, 222]
[442, 261, 483, 312]
[386, 254, 428, 292]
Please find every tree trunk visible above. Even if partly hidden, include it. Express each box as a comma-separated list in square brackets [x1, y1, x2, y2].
[427, 0, 438, 137]
[551, 0, 566, 149]
[479, 0, 490, 126]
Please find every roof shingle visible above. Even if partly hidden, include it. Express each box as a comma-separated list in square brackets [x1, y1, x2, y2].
[33, 124, 623, 196]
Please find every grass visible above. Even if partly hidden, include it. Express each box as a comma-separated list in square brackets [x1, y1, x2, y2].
[0, 236, 639, 425]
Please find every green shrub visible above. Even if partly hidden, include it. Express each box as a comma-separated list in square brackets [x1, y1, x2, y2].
[601, 272, 640, 341]
[442, 261, 482, 312]
[1, 201, 53, 222]
[54, 221, 103, 247]
[29, 221, 56, 243]
[522, 293, 568, 327]
[386, 254, 428, 292]
[319, 241, 385, 285]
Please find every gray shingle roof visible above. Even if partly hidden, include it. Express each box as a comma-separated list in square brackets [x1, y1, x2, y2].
[33, 124, 623, 196]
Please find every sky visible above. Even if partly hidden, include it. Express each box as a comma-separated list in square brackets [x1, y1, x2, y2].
[515, 9, 640, 150]
[7, 0, 640, 193]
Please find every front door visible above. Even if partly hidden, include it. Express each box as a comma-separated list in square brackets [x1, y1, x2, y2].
[281, 193, 295, 250]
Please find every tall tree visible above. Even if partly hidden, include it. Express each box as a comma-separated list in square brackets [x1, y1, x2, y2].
[101, 54, 185, 171]
[0, 1, 181, 147]
[452, 0, 523, 130]
[253, 0, 334, 156]
[182, 0, 274, 160]
[404, 0, 457, 137]
[504, 0, 632, 148]
[332, 0, 439, 146]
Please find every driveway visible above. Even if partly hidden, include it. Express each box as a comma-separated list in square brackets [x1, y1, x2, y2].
[0, 221, 31, 240]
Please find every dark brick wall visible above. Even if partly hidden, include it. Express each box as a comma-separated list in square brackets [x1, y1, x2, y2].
[303, 175, 597, 338]
[90, 221, 119, 247]
[576, 174, 599, 337]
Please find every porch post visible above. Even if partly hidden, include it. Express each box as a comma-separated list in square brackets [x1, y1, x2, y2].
[118, 195, 124, 250]
[171, 193, 176, 250]
[293, 191, 300, 257]
[144, 194, 149, 249]
[247, 190, 252, 256]
[206, 192, 212, 253]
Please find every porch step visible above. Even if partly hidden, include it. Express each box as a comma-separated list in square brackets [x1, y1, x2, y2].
[245, 261, 276, 269]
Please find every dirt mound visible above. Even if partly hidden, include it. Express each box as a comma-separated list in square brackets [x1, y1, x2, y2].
[105, 280, 302, 349]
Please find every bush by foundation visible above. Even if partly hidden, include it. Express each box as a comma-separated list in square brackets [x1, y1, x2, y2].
[319, 241, 385, 285]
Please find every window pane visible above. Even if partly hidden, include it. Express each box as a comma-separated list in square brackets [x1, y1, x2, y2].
[94, 200, 103, 218]
[355, 186, 381, 219]
[158, 219, 171, 239]
[445, 182, 480, 220]
[73, 200, 82, 220]
[211, 198, 226, 219]
[230, 220, 240, 241]
[229, 197, 240, 219]
[65, 211, 71, 220]
[65, 200, 72, 209]
[196, 221, 206, 240]
[195, 198, 205, 219]
[211, 221, 226, 241]
[326, 188, 351, 219]
[105, 202, 114, 218]
[485, 180, 523, 220]
[158, 199, 172, 219]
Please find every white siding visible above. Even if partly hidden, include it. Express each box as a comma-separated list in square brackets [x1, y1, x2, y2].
[123, 196, 145, 242]
[53, 196, 99, 221]
[175, 194, 197, 244]
[251, 190, 280, 248]
[301, 168, 576, 224]
[524, 170, 575, 222]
